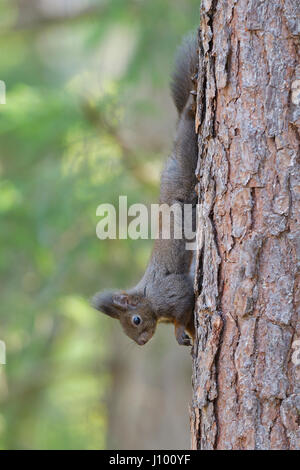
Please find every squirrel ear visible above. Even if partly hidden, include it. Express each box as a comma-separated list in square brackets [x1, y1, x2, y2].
[112, 292, 128, 310]
[114, 293, 141, 308]
[91, 291, 124, 319]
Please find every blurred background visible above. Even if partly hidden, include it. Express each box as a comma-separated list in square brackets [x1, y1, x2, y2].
[0, 0, 199, 449]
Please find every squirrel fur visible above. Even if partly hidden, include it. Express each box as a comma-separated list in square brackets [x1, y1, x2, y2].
[92, 33, 198, 346]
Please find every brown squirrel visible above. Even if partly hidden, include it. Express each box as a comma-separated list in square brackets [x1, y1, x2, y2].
[92, 34, 198, 346]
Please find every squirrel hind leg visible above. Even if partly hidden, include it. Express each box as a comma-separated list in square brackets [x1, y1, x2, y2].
[171, 31, 198, 115]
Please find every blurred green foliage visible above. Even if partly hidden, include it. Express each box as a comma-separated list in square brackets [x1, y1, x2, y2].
[0, 0, 199, 449]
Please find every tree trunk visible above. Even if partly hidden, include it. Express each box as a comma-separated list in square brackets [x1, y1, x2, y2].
[191, 0, 300, 450]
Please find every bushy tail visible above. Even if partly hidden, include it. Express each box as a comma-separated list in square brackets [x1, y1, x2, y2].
[171, 32, 198, 114]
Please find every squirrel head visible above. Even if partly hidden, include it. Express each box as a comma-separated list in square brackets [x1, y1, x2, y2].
[91, 290, 157, 345]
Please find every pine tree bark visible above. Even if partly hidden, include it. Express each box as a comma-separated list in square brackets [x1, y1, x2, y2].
[191, 0, 300, 450]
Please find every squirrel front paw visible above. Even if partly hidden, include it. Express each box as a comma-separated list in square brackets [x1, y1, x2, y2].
[175, 324, 192, 346]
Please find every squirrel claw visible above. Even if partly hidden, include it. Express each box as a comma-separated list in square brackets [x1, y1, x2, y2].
[180, 333, 192, 346]
[176, 326, 192, 346]
[181, 334, 192, 346]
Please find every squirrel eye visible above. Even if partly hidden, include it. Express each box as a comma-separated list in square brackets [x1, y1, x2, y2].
[132, 315, 141, 326]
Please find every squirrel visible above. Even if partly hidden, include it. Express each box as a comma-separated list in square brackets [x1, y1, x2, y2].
[92, 33, 199, 346]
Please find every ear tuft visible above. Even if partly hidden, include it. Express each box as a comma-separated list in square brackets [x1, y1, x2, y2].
[91, 291, 122, 319]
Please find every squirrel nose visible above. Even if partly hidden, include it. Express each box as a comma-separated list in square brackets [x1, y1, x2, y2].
[137, 334, 148, 345]
[137, 338, 147, 345]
